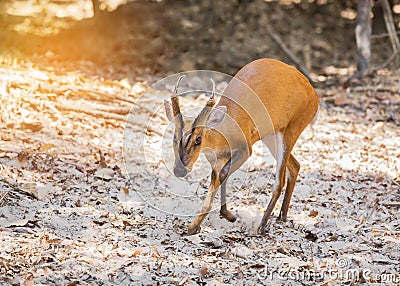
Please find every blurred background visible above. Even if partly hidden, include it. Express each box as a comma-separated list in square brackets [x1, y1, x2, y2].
[0, 0, 399, 81]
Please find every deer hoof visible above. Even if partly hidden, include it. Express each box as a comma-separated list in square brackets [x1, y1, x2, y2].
[187, 223, 201, 235]
[257, 224, 267, 236]
[278, 211, 288, 222]
[220, 209, 237, 222]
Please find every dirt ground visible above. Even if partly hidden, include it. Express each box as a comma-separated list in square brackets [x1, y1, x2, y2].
[0, 1, 400, 285]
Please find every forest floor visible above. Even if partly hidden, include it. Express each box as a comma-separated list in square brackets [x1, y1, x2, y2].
[0, 59, 399, 285]
[1, 1, 400, 285]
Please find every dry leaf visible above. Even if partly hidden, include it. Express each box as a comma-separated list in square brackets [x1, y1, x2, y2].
[199, 266, 208, 279]
[17, 151, 29, 166]
[131, 249, 142, 258]
[119, 78, 131, 89]
[122, 187, 129, 196]
[94, 168, 114, 180]
[23, 276, 34, 286]
[20, 122, 43, 132]
[334, 91, 347, 105]
[178, 276, 189, 286]
[39, 143, 56, 151]
[151, 247, 161, 258]
[1, 134, 11, 141]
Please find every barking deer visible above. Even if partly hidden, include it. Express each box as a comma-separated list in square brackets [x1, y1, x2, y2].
[164, 58, 319, 235]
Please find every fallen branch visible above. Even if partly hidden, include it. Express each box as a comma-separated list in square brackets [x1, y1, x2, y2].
[352, 84, 398, 93]
[1, 177, 38, 200]
[382, 201, 400, 207]
[125, 121, 163, 136]
[65, 88, 158, 118]
[56, 102, 127, 121]
[56, 103, 163, 136]
[371, 30, 400, 39]
[70, 88, 137, 105]
[92, 105, 131, 115]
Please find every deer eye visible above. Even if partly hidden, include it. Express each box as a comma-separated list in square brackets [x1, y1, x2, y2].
[195, 136, 202, 145]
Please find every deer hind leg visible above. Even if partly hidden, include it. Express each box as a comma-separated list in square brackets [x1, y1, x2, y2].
[278, 154, 300, 221]
[258, 131, 290, 234]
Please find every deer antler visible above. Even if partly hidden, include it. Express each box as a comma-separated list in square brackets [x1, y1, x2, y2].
[192, 78, 217, 127]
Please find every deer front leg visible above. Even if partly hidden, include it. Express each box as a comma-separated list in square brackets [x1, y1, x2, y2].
[188, 170, 221, 235]
[220, 149, 249, 222]
[188, 149, 249, 235]
[220, 180, 236, 222]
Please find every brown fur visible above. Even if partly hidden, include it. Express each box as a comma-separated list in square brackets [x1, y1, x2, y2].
[167, 58, 319, 235]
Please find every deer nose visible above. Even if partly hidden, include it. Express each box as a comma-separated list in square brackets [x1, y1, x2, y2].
[174, 164, 187, 177]
[174, 167, 187, 177]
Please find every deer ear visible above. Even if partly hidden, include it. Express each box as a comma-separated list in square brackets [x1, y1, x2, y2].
[206, 106, 226, 128]
[164, 100, 173, 121]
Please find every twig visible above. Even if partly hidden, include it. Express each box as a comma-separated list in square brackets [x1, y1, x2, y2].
[98, 150, 107, 168]
[371, 30, 400, 39]
[0, 191, 8, 207]
[374, 48, 400, 71]
[1, 177, 37, 200]
[93, 105, 131, 115]
[352, 84, 398, 93]
[265, 23, 313, 83]
[126, 119, 163, 136]
[382, 201, 400, 207]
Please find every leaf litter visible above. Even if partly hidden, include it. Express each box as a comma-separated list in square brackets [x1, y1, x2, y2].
[0, 61, 399, 285]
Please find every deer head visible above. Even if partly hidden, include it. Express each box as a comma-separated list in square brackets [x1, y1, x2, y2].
[164, 77, 227, 177]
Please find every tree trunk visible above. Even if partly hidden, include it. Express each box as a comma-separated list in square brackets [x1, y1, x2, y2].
[355, 0, 372, 73]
